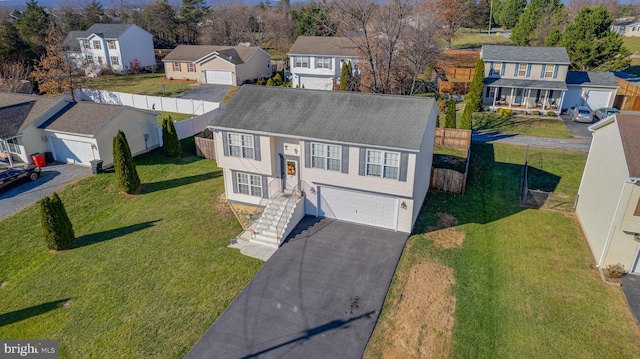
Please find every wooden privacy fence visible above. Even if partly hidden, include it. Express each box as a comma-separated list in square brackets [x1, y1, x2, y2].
[194, 129, 215, 159]
[434, 128, 472, 148]
[431, 168, 466, 195]
[614, 77, 640, 111]
[438, 81, 471, 95]
[445, 68, 474, 81]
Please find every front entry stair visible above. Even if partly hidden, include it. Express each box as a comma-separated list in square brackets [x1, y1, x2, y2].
[251, 193, 305, 248]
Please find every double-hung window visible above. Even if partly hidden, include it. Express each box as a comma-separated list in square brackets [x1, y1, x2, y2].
[366, 150, 400, 179]
[228, 133, 255, 159]
[491, 62, 502, 76]
[517, 63, 527, 77]
[315, 57, 332, 69]
[544, 65, 555, 78]
[82, 40, 90, 49]
[293, 56, 310, 68]
[311, 143, 341, 171]
[188, 63, 195, 72]
[93, 40, 101, 49]
[107, 40, 117, 49]
[236, 172, 262, 197]
[173, 62, 180, 71]
[110, 56, 120, 66]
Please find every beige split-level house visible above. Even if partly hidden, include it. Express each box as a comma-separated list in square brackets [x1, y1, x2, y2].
[162, 45, 272, 85]
[576, 112, 640, 273]
[208, 86, 439, 247]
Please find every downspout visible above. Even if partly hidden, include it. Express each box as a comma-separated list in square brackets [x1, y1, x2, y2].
[597, 182, 629, 267]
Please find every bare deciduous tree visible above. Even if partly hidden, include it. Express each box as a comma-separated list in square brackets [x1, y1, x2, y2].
[0, 61, 31, 93]
[32, 24, 84, 96]
[401, 11, 441, 95]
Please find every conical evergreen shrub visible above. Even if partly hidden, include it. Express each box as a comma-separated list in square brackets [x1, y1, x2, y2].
[113, 130, 141, 194]
[161, 116, 182, 158]
[445, 100, 456, 128]
[40, 193, 74, 250]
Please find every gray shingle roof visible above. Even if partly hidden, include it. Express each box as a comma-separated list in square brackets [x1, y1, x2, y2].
[616, 113, 640, 179]
[481, 45, 571, 64]
[288, 36, 357, 57]
[63, 31, 84, 52]
[161, 45, 265, 64]
[566, 71, 619, 88]
[38, 101, 125, 135]
[0, 93, 63, 138]
[209, 86, 436, 150]
[484, 77, 568, 90]
[85, 23, 136, 39]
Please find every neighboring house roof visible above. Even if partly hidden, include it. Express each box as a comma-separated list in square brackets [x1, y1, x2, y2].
[162, 45, 265, 65]
[38, 101, 126, 135]
[63, 30, 84, 52]
[0, 93, 62, 138]
[566, 71, 619, 88]
[481, 45, 571, 65]
[612, 19, 640, 27]
[616, 113, 640, 179]
[288, 36, 357, 57]
[210, 86, 436, 151]
[84, 23, 136, 39]
[484, 77, 568, 90]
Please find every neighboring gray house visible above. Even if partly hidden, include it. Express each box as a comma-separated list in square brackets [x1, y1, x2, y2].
[209, 86, 439, 247]
[611, 18, 640, 37]
[576, 113, 640, 273]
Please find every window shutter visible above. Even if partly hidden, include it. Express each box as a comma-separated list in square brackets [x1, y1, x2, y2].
[341, 146, 349, 174]
[231, 170, 238, 193]
[253, 135, 261, 161]
[222, 131, 229, 156]
[262, 176, 268, 199]
[541, 64, 547, 78]
[526, 64, 531, 77]
[497, 87, 502, 99]
[552, 65, 559, 79]
[500, 63, 506, 76]
[536, 89, 541, 101]
[399, 153, 409, 182]
[304, 141, 311, 168]
[358, 148, 366, 176]
[514, 63, 519, 76]
[486, 86, 490, 97]
[489, 62, 494, 75]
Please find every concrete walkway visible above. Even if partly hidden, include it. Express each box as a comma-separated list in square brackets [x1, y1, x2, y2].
[621, 274, 640, 326]
[472, 132, 591, 152]
[186, 217, 408, 359]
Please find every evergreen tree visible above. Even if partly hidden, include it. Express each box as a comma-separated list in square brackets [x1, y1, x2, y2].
[16, 0, 49, 56]
[495, 0, 526, 29]
[0, 20, 33, 63]
[178, 0, 210, 44]
[460, 58, 485, 130]
[445, 100, 456, 128]
[340, 61, 349, 91]
[40, 193, 74, 250]
[560, 6, 630, 71]
[161, 116, 182, 158]
[113, 130, 141, 194]
[82, 0, 111, 29]
[510, 0, 563, 46]
[544, 27, 561, 47]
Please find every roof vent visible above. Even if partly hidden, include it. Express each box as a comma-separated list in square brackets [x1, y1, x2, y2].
[228, 56, 233, 61]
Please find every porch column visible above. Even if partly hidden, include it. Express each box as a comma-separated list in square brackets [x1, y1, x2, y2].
[558, 90, 566, 113]
[492, 86, 498, 109]
[525, 89, 531, 110]
[509, 88, 514, 108]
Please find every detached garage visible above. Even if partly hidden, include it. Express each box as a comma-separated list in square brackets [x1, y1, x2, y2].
[564, 71, 618, 110]
[39, 101, 160, 167]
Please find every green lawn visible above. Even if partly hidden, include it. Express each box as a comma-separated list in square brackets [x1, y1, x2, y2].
[81, 71, 199, 96]
[0, 139, 262, 358]
[623, 37, 640, 54]
[154, 112, 195, 125]
[451, 33, 513, 49]
[473, 112, 572, 138]
[366, 143, 640, 358]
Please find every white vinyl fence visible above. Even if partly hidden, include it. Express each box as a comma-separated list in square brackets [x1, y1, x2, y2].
[75, 89, 219, 115]
[157, 109, 220, 145]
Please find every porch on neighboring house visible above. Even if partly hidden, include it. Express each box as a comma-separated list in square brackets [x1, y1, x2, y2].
[482, 78, 567, 115]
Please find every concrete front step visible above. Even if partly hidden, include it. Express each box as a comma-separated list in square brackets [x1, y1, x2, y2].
[252, 233, 280, 247]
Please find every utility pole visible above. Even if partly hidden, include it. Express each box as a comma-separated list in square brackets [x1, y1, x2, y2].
[488, 0, 493, 34]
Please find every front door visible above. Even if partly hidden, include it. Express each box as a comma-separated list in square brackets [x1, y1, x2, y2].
[285, 159, 299, 191]
[514, 88, 524, 105]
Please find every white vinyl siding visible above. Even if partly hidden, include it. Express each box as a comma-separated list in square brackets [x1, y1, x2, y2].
[293, 56, 310, 68]
[228, 133, 254, 159]
[367, 150, 400, 180]
[237, 172, 262, 197]
[311, 143, 341, 171]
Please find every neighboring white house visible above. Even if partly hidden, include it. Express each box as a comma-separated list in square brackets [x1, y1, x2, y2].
[162, 45, 272, 85]
[0, 93, 159, 168]
[611, 19, 640, 37]
[576, 112, 640, 274]
[480, 45, 619, 114]
[288, 36, 358, 90]
[208, 86, 438, 247]
[63, 24, 155, 75]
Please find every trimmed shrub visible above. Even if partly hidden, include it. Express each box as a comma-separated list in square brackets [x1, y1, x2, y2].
[40, 193, 75, 250]
[113, 130, 141, 194]
[604, 263, 625, 279]
[532, 110, 541, 116]
[161, 116, 182, 158]
[547, 111, 556, 116]
[256, 78, 266, 86]
[445, 100, 456, 128]
[460, 105, 472, 129]
[266, 78, 275, 86]
[273, 73, 283, 86]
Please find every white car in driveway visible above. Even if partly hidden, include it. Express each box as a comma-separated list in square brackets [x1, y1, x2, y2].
[567, 106, 594, 123]
[594, 107, 619, 121]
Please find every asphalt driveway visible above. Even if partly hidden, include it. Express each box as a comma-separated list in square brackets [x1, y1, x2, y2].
[186, 217, 408, 359]
[177, 84, 233, 103]
[0, 162, 91, 221]
[560, 114, 593, 138]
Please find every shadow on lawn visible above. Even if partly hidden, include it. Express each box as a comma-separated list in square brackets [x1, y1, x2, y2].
[142, 171, 221, 194]
[414, 143, 561, 233]
[0, 298, 71, 328]
[73, 220, 161, 249]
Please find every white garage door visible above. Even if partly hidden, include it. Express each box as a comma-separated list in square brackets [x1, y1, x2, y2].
[299, 76, 333, 90]
[204, 70, 233, 85]
[319, 186, 398, 230]
[585, 90, 612, 111]
[563, 88, 584, 109]
[50, 137, 94, 166]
